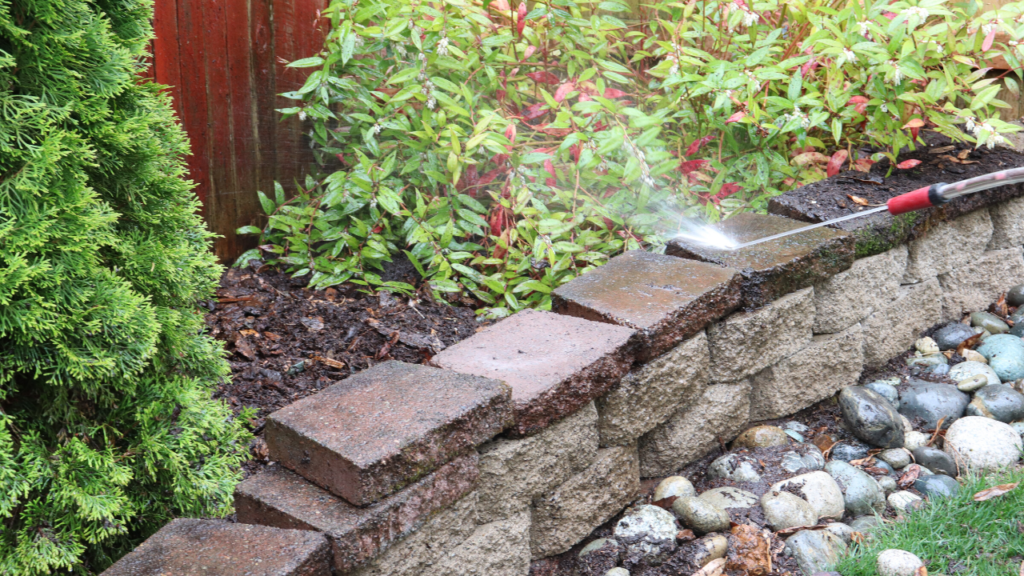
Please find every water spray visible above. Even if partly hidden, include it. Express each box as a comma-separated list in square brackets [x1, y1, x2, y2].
[720, 166, 1024, 250]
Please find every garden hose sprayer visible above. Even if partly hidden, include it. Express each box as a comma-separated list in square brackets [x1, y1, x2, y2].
[730, 166, 1024, 250]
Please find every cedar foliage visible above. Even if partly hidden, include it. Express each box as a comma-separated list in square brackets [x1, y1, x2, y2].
[0, 1, 250, 572]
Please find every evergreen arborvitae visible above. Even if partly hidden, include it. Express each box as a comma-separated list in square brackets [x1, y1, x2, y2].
[0, 1, 250, 572]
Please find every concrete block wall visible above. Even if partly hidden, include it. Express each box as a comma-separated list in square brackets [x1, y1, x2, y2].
[105, 193, 1024, 576]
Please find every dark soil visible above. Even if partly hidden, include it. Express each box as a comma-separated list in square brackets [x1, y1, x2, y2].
[205, 264, 480, 476]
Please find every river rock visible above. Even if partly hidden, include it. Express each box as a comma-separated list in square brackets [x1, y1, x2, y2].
[972, 311, 1010, 334]
[824, 460, 886, 516]
[903, 431, 930, 451]
[898, 380, 969, 429]
[1013, 421, 1024, 436]
[760, 490, 818, 530]
[967, 384, 1024, 422]
[912, 446, 958, 477]
[825, 522, 854, 544]
[1011, 322, 1024, 337]
[877, 549, 924, 576]
[672, 496, 731, 535]
[839, 387, 905, 448]
[732, 425, 790, 449]
[654, 476, 696, 501]
[784, 421, 811, 435]
[780, 445, 826, 473]
[877, 476, 897, 494]
[1008, 284, 1024, 307]
[949, 361, 1001, 388]
[849, 515, 881, 536]
[707, 453, 762, 483]
[887, 490, 923, 512]
[831, 441, 871, 462]
[977, 334, 1024, 382]
[698, 486, 758, 510]
[933, 322, 976, 350]
[906, 354, 947, 369]
[604, 569, 630, 576]
[914, 475, 960, 499]
[944, 416, 1023, 471]
[865, 380, 900, 407]
[578, 538, 622, 575]
[914, 337, 939, 355]
[771, 471, 845, 519]
[877, 448, 911, 469]
[784, 530, 846, 576]
[614, 505, 678, 565]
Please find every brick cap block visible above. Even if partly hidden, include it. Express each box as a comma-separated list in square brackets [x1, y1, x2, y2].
[666, 212, 854, 309]
[552, 250, 741, 360]
[266, 361, 511, 506]
[235, 456, 478, 572]
[433, 309, 635, 437]
[101, 519, 330, 576]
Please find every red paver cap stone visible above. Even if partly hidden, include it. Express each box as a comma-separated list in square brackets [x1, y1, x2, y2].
[265, 361, 511, 506]
[235, 456, 478, 572]
[666, 212, 854, 309]
[551, 250, 741, 359]
[101, 518, 330, 576]
[432, 309, 635, 436]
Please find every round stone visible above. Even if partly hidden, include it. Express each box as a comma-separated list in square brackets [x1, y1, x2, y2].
[963, 349, 989, 364]
[967, 384, 1024, 423]
[898, 380, 969, 430]
[933, 322, 976, 350]
[914, 475, 960, 499]
[604, 569, 630, 576]
[1013, 421, 1024, 437]
[887, 490, 923, 512]
[760, 490, 818, 530]
[977, 334, 1024, 382]
[824, 460, 886, 516]
[784, 530, 846, 576]
[654, 476, 696, 501]
[831, 441, 871, 462]
[614, 505, 678, 563]
[877, 549, 924, 576]
[912, 446, 958, 477]
[949, 361, 1001, 388]
[707, 453, 762, 483]
[771, 471, 845, 519]
[579, 538, 623, 575]
[944, 416, 1023, 471]
[864, 380, 900, 407]
[672, 496, 731, 535]
[877, 448, 911, 469]
[1009, 284, 1024, 307]
[915, 337, 940, 355]
[698, 486, 758, 510]
[780, 446, 826, 473]
[903, 431, 929, 451]
[825, 522, 854, 544]
[783, 421, 811, 435]
[906, 354, 947, 369]
[877, 476, 897, 494]
[972, 311, 1010, 334]
[732, 425, 790, 449]
[872, 459, 895, 475]
[849, 515, 882, 536]
[839, 387, 905, 448]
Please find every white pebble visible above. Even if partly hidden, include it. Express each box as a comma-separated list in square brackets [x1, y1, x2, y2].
[877, 549, 924, 576]
[915, 337, 939, 355]
[654, 476, 695, 501]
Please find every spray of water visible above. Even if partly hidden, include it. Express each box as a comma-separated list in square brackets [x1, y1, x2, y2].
[672, 217, 739, 250]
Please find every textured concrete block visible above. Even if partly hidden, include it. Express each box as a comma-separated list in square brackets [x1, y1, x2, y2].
[266, 361, 511, 505]
[475, 401, 599, 523]
[529, 445, 641, 558]
[862, 279, 943, 367]
[939, 247, 1024, 319]
[903, 208, 993, 283]
[988, 197, 1024, 250]
[435, 512, 532, 576]
[234, 456, 478, 572]
[348, 493, 479, 576]
[667, 212, 854, 309]
[706, 288, 815, 382]
[101, 519, 330, 576]
[749, 324, 864, 420]
[433, 309, 635, 437]
[813, 247, 908, 334]
[597, 332, 711, 446]
[638, 382, 751, 477]
[551, 250, 740, 360]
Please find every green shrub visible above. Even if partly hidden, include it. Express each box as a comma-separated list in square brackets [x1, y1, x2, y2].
[240, 0, 1023, 317]
[0, 1, 250, 573]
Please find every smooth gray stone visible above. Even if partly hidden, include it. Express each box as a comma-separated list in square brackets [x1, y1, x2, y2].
[898, 380, 969, 429]
[784, 530, 846, 576]
[784, 421, 811, 435]
[972, 311, 1010, 334]
[977, 334, 1024, 382]
[848, 515, 881, 535]
[949, 361, 1001, 388]
[698, 486, 758, 510]
[1009, 284, 1024, 307]
[912, 446, 958, 477]
[877, 448, 911, 469]
[967, 384, 1024, 423]
[864, 381, 899, 407]
[614, 505, 678, 565]
[672, 497, 730, 535]
[906, 354, 947, 369]
[839, 387, 905, 448]
[933, 322, 976, 350]
[877, 476, 897, 494]
[831, 441, 871, 462]
[824, 461, 886, 516]
[707, 453, 762, 483]
[914, 475, 960, 499]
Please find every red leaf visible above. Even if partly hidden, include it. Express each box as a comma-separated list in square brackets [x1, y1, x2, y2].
[492, 0, 510, 11]
[678, 159, 709, 174]
[526, 71, 560, 85]
[685, 135, 715, 157]
[554, 81, 575, 103]
[543, 159, 556, 178]
[725, 111, 747, 124]
[603, 87, 628, 98]
[827, 150, 848, 177]
[521, 103, 546, 121]
[504, 123, 517, 149]
[523, 45, 536, 59]
[716, 182, 742, 200]
[902, 118, 925, 129]
[852, 158, 874, 172]
[983, 27, 997, 51]
[602, 216, 615, 230]
[848, 95, 869, 114]
[517, 2, 527, 36]
[897, 159, 922, 169]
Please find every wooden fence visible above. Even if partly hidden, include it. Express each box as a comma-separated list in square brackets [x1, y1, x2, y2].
[147, 0, 327, 262]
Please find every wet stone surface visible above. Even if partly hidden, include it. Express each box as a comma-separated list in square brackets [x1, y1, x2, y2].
[666, 212, 854, 309]
[265, 361, 511, 505]
[234, 457, 478, 572]
[551, 250, 741, 360]
[101, 518, 331, 576]
[433, 309, 635, 437]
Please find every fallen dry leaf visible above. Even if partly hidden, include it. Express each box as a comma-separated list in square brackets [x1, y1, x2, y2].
[898, 464, 922, 489]
[314, 355, 346, 369]
[239, 329, 259, 338]
[693, 557, 726, 576]
[775, 524, 828, 537]
[850, 531, 866, 544]
[677, 529, 696, 541]
[996, 293, 1009, 317]
[652, 496, 677, 511]
[903, 118, 926, 129]
[847, 194, 870, 206]
[897, 158, 923, 169]
[813, 434, 837, 455]
[956, 333, 984, 357]
[958, 148, 972, 160]
[263, 331, 281, 341]
[973, 482, 1019, 501]
[915, 566, 929, 576]
[865, 466, 891, 475]
[850, 456, 876, 467]
[926, 417, 947, 448]
[929, 145, 955, 154]
[725, 525, 771, 576]
[234, 337, 256, 361]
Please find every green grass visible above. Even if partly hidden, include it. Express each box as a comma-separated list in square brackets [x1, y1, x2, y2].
[833, 468, 1024, 576]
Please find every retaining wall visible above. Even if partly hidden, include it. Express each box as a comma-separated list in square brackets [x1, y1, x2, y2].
[103, 182, 1024, 575]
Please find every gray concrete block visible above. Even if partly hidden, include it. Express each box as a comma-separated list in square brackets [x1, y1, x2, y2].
[435, 512, 532, 576]
[813, 247, 908, 334]
[939, 247, 1024, 320]
[988, 197, 1024, 250]
[861, 279, 943, 367]
[903, 209, 993, 284]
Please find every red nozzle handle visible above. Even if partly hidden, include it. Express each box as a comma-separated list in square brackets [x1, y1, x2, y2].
[887, 184, 947, 215]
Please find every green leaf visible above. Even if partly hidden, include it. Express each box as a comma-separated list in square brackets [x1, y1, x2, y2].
[257, 190, 276, 214]
[287, 56, 325, 68]
[236, 225, 263, 235]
